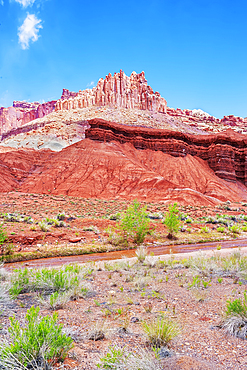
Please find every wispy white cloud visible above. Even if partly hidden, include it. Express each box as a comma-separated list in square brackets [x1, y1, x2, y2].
[18, 13, 42, 49]
[87, 81, 95, 87]
[14, 0, 35, 7]
[0, 0, 4, 5]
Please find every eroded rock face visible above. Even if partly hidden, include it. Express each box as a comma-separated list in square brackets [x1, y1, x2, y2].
[85, 118, 247, 185]
[1, 123, 247, 205]
[55, 70, 167, 113]
[1, 70, 247, 140]
[0, 101, 56, 136]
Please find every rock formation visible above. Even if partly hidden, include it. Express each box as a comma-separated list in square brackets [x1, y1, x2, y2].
[0, 100, 56, 136]
[1, 118, 247, 205]
[85, 119, 247, 185]
[55, 70, 167, 113]
[1, 70, 247, 140]
[166, 107, 247, 133]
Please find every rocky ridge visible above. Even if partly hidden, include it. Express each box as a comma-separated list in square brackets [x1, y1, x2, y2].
[1, 70, 247, 146]
[55, 70, 167, 113]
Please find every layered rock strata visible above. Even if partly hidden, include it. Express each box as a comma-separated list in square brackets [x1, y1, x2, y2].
[0, 100, 56, 136]
[1, 116, 247, 204]
[55, 71, 167, 113]
[85, 118, 247, 186]
[1, 138, 246, 205]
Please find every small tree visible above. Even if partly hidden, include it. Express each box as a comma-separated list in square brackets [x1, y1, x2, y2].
[118, 200, 151, 245]
[163, 203, 180, 239]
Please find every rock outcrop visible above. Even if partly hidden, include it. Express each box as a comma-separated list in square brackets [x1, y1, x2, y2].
[1, 139, 245, 205]
[1, 70, 247, 140]
[85, 118, 247, 185]
[0, 100, 56, 136]
[1, 118, 247, 205]
[55, 70, 167, 113]
[166, 107, 247, 133]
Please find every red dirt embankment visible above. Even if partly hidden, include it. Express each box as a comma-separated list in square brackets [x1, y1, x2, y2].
[1, 118, 247, 205]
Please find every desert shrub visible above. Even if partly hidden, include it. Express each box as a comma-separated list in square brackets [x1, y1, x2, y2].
[185, 217, 193, 224]
[9, 265, 92, 298]
[105, 227, 128, 247]
[142, 315, 180, 347]
[109, 213, 121, 221]
[163, 203, 181, 239]
[57, 213, 66, 221]
[229, 225, 240, 234]
[0, 224, 8, 250]
[217, 226, 225, 233]
[83, 225, 100, 234]
[97, 345, 125, 369]
[225, 292, 247, 318]
[9, 268, 30, 297]
[51, 219, 66, 228]
[0, 264, 9, 281]
[3, 213, 33, 224]
[200, 226, 209, 233]
[188, 275, 201, 289]
[97, 345, 163, 370]
[135, 245, 148, 263]
[38, 221, 50, 232]
[0, 284, 9, 302]
[0, 306, 73, 367]
[38, 291, 71, 310]
[221, 292, 247, 339]
[205, 216, 217, 224]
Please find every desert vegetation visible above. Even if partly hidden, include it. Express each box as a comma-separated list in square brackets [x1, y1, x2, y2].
[0, 248, 246, 369]
[1, 192, 247, 263]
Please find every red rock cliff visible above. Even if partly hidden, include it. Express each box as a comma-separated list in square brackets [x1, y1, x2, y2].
[85, 118, 247, 185]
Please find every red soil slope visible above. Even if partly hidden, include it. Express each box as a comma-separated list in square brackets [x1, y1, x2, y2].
[0, 147, 52, 192]
[86, 119, 247, 185]
[1, 137, 247, 206]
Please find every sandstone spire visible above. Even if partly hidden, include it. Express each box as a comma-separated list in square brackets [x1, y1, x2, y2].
[55, 70, 167, 114]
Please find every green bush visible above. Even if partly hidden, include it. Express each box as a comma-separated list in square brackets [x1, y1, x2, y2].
[225, 292, 247, 318]
[229, 225, 240, 234]
[200, 226, 209, 233]
[142, 315, 180, 347]
[163, 203, 181, 239]
[0, 224, 7, 249]
[111, 201, 151, 245]
[0, 306, 73, 367]
[217, 226, 225, 233]
[221, 292, 247, 338]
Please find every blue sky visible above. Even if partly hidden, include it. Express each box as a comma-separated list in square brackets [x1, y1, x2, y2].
[0, 0, 246, 118]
